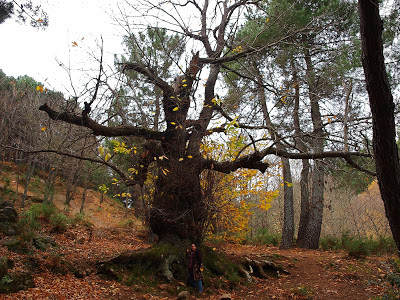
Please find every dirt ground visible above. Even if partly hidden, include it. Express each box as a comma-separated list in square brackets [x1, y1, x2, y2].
[0, 224, 396, 300]
[0, 167, 398, 299]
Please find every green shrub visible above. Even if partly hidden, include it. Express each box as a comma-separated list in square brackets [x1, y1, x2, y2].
[29, 175, 42, 192]
[50, 213, 70, 233]
[18, 204, 42, 242]
[0, 178, 15, 199]
[319, 232, 396, 257]
[387, 259, 400, 288]
[320, 235, 341, 251]
[23, 203, 43, 220]
[248, 228, 281, 246]
[18, 203, 71, 236]
[73, 212, 86, 223]
[41, 203, 57, 221]
[73, 212, 93, 228]
[375, 236, 397, 254]
[119, 218, 134, 228]
[346, 238, 372, 258]
[378, 259, 400, 299]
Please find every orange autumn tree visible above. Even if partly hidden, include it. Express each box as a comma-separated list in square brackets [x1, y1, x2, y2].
[200, 130, 280, 243]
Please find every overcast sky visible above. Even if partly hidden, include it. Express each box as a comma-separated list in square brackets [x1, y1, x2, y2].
[0, 0, 127, 96]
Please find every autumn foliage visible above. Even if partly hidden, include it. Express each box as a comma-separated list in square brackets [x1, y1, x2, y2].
[200, 132, 280, 243]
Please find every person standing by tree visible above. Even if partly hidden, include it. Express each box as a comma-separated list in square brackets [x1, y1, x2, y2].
[186, 243, 203, 293]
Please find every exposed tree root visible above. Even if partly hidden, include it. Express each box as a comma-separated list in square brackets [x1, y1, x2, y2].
[96, 244, 290, 289]
[240, 257, 290, 280]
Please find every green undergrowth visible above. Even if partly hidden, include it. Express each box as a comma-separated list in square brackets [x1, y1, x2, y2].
[6, 203, 92, 254]
[202, 245, 244, 289]
[0, 178, 17, 201]
[19, 203, 70, 235]
[246, 228, 281, 246]
[373, 258, 400, 300]
[319, 232, 396, 258]
[97, 243, 246, 295]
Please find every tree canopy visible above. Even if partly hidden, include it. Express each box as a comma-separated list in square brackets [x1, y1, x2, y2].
[36, 0, 376, 244]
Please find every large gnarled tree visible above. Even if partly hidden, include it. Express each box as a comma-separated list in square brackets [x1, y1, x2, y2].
[39, 0, 367, 245]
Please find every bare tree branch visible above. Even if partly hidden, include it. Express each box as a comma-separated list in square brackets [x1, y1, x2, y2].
[2, 146, 133, 185]
[120, 62, 174, 94]
[39, 103, 165, 140]
[203, 147, 372, 174]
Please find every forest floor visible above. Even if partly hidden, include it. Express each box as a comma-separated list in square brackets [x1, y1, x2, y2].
[0, 165, 398, 299]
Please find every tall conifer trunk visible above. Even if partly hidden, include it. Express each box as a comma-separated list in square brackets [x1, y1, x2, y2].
[358, 0, 400, 255]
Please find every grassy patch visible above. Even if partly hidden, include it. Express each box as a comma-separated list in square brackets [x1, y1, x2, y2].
[292, 285, 314, 299]
[0, 178, 16, 200]
[319, 232, 396, 258]
[73, 212, 94, 228]
[118, 218, 135, 228]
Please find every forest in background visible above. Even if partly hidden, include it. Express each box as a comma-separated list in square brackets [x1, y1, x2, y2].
[0, 66, 392, 247]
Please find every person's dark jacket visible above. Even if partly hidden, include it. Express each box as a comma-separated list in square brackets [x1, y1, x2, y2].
[187, 249, 203, 281]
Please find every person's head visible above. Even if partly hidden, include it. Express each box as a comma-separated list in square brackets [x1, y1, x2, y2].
[191, 243, 197, 251]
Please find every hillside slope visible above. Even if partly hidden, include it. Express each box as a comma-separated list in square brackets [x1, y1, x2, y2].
[0, 162, 142, 229]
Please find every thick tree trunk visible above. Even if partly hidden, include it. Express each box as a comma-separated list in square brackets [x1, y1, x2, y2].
[149, 158, 206, 244]
[358, 0, 400, 255]
[303, 159, 324, 249]
[280, 157, 294, 249]
[296, 159, 311, 246]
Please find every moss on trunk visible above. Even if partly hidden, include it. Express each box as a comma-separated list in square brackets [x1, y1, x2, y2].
[96, 242, 288, 294]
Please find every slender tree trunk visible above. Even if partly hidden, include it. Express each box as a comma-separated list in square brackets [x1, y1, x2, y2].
[343, 81, 353, 152]
[255, 63, 294, 248]
[304, 159, 325, 249]
[21, 159, 35, 207]
[154, 93, 161, 130]
[302, 46, 325, 249]
[100, 192, 104, 206]
[43, 166, 56, 204]
[358, 0, 400, 255]
[80, 174, 88, 214]
[280, 157, 294, 249]
[291, 62, 311, 246]
[65, 169, 79, 206]
[0, 152, 4, 175]
[15, 162, 20, 201]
